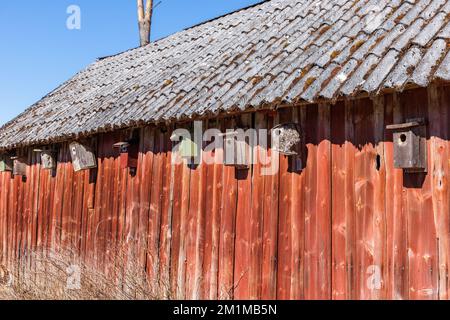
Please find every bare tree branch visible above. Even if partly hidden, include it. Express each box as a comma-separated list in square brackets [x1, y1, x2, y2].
[137, 0, 153, 46]
[145, 0, 153, 20]
[137, 0, 145, 21]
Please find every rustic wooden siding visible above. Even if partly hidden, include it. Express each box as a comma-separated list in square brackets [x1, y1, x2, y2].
[0, 85, 449, 300]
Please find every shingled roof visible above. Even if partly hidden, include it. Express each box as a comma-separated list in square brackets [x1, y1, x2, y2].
[1, 0, 450, 149]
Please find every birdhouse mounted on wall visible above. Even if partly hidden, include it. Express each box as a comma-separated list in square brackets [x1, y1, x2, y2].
[271, 122, 302, 156]
[386, 118, 427, 172]
[11, 156, 27, 177]
[41, 150, 57, 170]
[113, 139, 139, 170]
[69, 141, 97, 172]
[222, 131, 250, 170]
[34, 148, 57, 170]
[171, 132, 199, 159]
[0, 154, 13, 172]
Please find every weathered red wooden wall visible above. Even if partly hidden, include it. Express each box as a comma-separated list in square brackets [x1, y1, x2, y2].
[0, 85, 449, 300]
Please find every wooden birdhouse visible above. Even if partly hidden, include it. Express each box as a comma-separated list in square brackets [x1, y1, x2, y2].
[386, 118, 427, 172]
[0, 154, 13, 172]
[11, 156, 27, 177]
[171, 132, 199, 159]
[222, 131, 250, 169]
[271, 123, 301, 156]
[113, 140, 139, 170]
[69, 141, 97, 172]
[41, 150, 57, 170]
[34, 148, 57, 170]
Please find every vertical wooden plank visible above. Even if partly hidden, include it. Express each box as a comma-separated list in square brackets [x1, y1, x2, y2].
[176, 124, 192, 299]
[185, 125, 199, 299]
[6, 171, 12, 265]
[102, 133, 116, 272]
[72, 161, 85, 255]
[146, 128, 163, 285]
[48, 143, 61, 252]
[437, 85, 450, 300]
[20, 150, 31, 265]
[25, 150, 38, 266]
[234, 114, 253, 300]
[331, 101, 347, 299]
[61, 144, 74, 250]
[115, 143, 128, 282]
[353, 100, 371, 300]
[16, 152, 25, 266]
[202, 120, 224, 300]
[15, 151, 25, 267]
[276, 108, 293, 300]
[45, 148, 57, 254]
[304, 105, 319, 300]
[159, 129, 174, 296]
[290, 106, 305, 300]
[101, 134, 115, 270]
[0, 173, 3, 264]
[185, 120, 208, 300]
[218, 117, 238, 300]
[171, 124, 191, 299]
[317, 103, 332, 300]
[202, 120, 215, 300]
[5, 170, 11, 263]
[80, 169, 91, 262]
[91, 135, 103, 267]
[304, 103, 331, 299]
[247, 112, 266, 300]
[402, 89, 438, 300]
[83, 148, 98, 266]
[103, 131, 124, 276]
[123, 128, 142, 281]
[170, 124, 189, 298]
[428, 84, 449, 300]
[135, 128, 154, 275]
[407, 184, 437, 300]
[0, 172, 9, 264]
[193, 122, 208, 300]
[30, 151, 41, 256]
[344, 100, 358, 299]
[7, 173, 16, 266]
[261, 113, 279, 300]
[38, 159, 49, 251]
[384, 93, 409, 300]
[352, 97, 385, 300]
[372, 96, 387, 300]
[106, 131, 123, 279]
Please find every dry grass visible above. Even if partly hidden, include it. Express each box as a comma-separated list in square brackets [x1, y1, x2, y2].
[0, 246, 172, 300]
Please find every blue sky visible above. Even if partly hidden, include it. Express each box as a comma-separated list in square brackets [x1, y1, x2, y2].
[0, 0, 262, 125]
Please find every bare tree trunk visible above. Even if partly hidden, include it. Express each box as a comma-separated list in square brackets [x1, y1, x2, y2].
[137, 0, 153, 46]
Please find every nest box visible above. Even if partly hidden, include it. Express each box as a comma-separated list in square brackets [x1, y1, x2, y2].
[271, 123, 301, 156]
[113, 140, 139, 169]
[386, 118, 427, 172]
[0, 154, 13, 172]
[11, 156, 27, 177]
[69, 141, 97, 172]
[34, 148, 57, 170]
[222, 131, 250, 169]
[171, 132, 199, 159]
